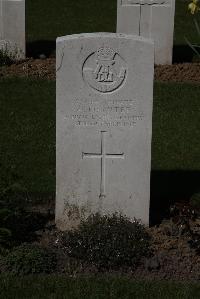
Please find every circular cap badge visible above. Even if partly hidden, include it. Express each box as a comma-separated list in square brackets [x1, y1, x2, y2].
[82, 47, 127, 93]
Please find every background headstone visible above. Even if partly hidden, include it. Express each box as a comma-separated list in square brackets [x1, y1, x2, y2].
[0, 0, 25, 59]
[56, 33, 154, 230]
[117, 0, 175, 64]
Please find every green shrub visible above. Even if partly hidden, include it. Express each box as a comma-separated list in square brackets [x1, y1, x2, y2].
[0, 48, 13, 66]
[0, 244, 57, 275]
[61, 214, 150, 270]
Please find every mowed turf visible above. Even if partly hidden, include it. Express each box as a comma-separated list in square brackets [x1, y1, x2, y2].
[152, 82, 200, 170]
[0, 78, 200, 194]
[0, 275, 200, 299]
[26, 0, 200, 46]
[0, 78, 55, 195]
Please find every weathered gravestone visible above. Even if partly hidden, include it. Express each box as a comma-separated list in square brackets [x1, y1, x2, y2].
[0, 0, 25, 58]
[56, 33, 154, 230]
[117, 0, 175, 64]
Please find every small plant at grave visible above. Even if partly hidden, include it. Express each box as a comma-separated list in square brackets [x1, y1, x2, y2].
[169, 203, 196, 236]
[0, 48, 14, 66]
[0, 244, 57, 275]
[0, 41, 22, 66]
[169, 202, 200, 254]
[61, 213, 151, 271]
[188, 0, 200, 14]
[186, 0, 200, 59]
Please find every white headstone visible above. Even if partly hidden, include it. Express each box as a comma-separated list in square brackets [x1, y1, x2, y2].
[56, 33, 154, 230]
[0, 0, 25, 59]
[117, 0, 175, 64]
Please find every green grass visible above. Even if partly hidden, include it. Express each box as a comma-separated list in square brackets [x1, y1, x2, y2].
[0, 275, 200, 299]
[152, 82, 200, 170]
[26, 0, 116, 42]
[26, 0, 200, 46]
[0, 78, 200, 194]
[0, 78, 55, 195]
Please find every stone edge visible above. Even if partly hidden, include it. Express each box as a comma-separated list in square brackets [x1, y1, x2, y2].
[56, 32, 154, 46]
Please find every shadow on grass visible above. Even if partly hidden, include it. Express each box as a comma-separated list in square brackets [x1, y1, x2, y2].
[173, 44, 196, 63]
[26, 42, 199, 62]
[26, 40, 56, 58]
[150, 170, 200, 225]
[13, 171, 199, 228]
[4, 171, 199, 228]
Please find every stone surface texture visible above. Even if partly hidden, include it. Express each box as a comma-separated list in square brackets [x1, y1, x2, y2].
[0, 0, 25, 58]
[117, 0, 175, 64]
[56, 33, 154, 230]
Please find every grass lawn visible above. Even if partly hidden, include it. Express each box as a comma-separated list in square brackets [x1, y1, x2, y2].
[152, 82, 200, 170]
[1, 275, 200, 299]
[0, 77, 199, 196]
[26, 0, 200, 46]
[0, 78, 55, 196]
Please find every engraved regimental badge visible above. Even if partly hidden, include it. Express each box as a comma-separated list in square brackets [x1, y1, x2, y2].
[82, 47, 127, 93]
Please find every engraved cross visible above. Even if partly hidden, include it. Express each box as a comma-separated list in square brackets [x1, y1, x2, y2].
[82, 131, 125, 200]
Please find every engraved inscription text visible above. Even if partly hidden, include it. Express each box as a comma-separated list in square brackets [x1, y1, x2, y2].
[65, 98, 144, 127]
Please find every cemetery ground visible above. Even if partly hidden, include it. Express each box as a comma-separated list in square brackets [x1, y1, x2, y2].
[0, 0, 200, 297]
[0, 77, 200, 297]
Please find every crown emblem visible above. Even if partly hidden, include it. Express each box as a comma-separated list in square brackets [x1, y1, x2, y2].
[83, 47, 127, 93]
[97, 47, 115, 61]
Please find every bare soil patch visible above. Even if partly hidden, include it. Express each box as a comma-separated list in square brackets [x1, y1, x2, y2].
[155, 63, 200, 83]
[0, 58, 55, 80]
[1, 58, 200, 83]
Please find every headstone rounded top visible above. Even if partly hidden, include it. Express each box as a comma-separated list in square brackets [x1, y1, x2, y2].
[56, 32, 154, 46]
